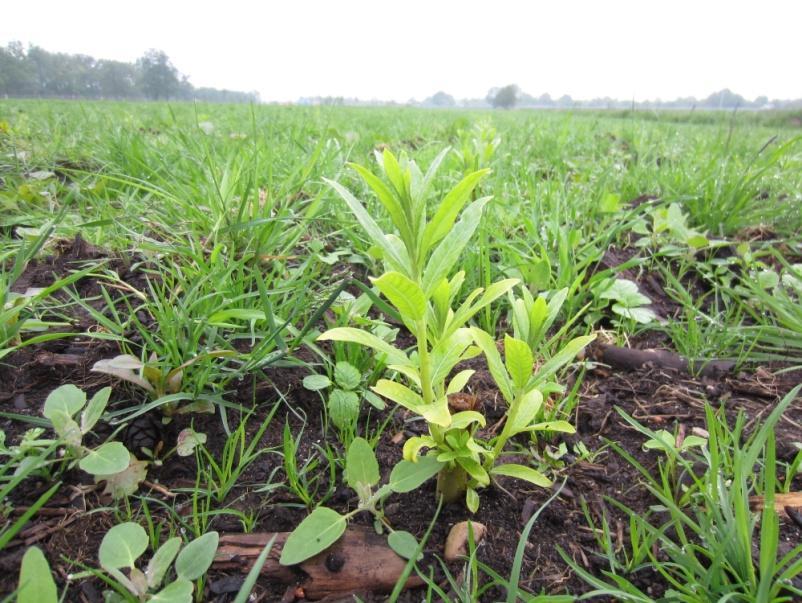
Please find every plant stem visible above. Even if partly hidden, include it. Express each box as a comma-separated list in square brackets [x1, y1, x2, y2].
[436, 463, 468, 504]
[415, 319, 434, 405]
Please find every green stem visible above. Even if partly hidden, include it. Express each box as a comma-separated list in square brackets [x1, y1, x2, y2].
[415, 319, 434, 405]
[436, 463, 468, 504]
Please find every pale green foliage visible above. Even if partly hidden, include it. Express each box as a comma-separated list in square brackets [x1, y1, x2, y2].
[18, 546, 58, 603]
[98, 522, 218, 602]
[42, 384, 131, 477]
[280, 437, 438, 565]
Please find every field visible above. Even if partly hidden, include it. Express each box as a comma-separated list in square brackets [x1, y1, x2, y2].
[1, 100, 801, 602]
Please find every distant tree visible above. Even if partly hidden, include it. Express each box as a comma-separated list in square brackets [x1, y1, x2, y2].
[488, 84, 519, 109]
[702, 88, 746, 109]
[422, 91, 456, 107]
[137, 49, 180, 100]
[96, 60, 139, 98]
[0, 42, 37, 96]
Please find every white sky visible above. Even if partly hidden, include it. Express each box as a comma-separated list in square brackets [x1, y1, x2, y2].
[3, 0, 801, 102]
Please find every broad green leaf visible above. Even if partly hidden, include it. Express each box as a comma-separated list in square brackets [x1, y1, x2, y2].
[389, 455, 443, 492]
[466, 488, 480, 513]
[372, 272, 426, 321]
[418, 397, 452, 427]
[422, 197, 491, 295]
[345, 437, 380, 489]
[457, 457, 490, 486]
[99, 522, 148, 570]
[527, 420, 575, 434]
[79, 442, 130, 476]
[380, 148, 407, 198]
[363, 390, 386, 410]
[449, 411, 486, 430]
[600, 279, 651, 307]
[508, 389, 543, 435]
[430, 329, 474, 386]
[146, 537, 182, 590]
[50, 415, 82, 447]
[388, 531, 422, 561]
[446, 369, 475, 395]
[43, 384, 85, 422]
[504, 335, 533, 391]
[401, 436, 437, 462]
[333, 361, 361, 390]
[388, 363, 421, 388]
[80, 386, 111, 434]
[469, 327, 513, 403]
[18, 546, 57, 603]
[491, 463, 552, 488]
[279, 507, 347, 566]
[318, 328, 409, 366]
[328, 389, 360, 430]
[612, 304, 658, 324]
[149, 578, 193, 603]
[175, 531, 219, 581]
[302, 374, 332, 391]
[422, 168, 489, 253]
[371, 380, 423, 413]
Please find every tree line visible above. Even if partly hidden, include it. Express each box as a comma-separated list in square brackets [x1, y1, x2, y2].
[0, 42, 259, 103]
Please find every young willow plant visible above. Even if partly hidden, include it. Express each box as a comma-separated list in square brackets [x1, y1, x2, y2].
[319, 149, 522, 508]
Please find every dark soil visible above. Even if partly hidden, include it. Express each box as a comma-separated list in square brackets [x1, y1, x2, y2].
[1, 240, 801, 601]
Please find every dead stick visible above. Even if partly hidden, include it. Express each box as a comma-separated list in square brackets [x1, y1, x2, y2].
[594, 343, 735, 378]
[214, 527, 423, 600]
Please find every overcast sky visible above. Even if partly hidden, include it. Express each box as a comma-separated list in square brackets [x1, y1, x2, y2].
[3, 0, 800, 102]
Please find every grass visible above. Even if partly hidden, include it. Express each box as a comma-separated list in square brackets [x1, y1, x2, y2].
[1, 99, 801, 600]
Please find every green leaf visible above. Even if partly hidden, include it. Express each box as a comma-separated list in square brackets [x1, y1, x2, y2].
[43, 384, 85, 422]
[146, 537, 182, 590]
[389, 456, 443, 492]
[422, 197, 491, 295]
[99, 522, 148, 570]
[351, 162, 413, 248]
[372, 272, 426, 321]
[175, 531, 219, 581]
[333, 361, 362, 391]
[466, 488, 480, 513]
[600, 279, 651, 307]
[18, 546, 57, 603]
[328, 389, 360, 430]
[504, 335, 533, 390]
[149, 578, 194, 603]
[371, 379, 423, 413]
[527, 420, 575, 434]
[401, 436, 437, 462]
[302, 374, 332, 391]
[612, 304, 658, 324]
[388, 531, 422, 561]
[507, 388, 543, 435]
[279, 507, 347, 566]
[363, 391, 386, 410]
[449, 411, 486, 430]
[457, 457, 490, 486]
[418, 397, 452, 427]
[469, 327, 513, 403]
[81, 387, 111, 434]
[318, 328, 409, 366]
[79, 442, 130, 476]
[533, 335, 595, 386]
[422, 168, 489, 253]
[491, 463, 552, 488]
[446, 369, 475, 395]
[324, 178, 407, 272]
[450, 279, 519, 337]
[345, 437, 380, 489]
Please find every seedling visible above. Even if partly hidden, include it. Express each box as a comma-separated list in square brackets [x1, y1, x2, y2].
[279, 437, 440, 565]
[303, 360, 386, 441]
[318, 148, 518, 505]
[79, 522, 218, 602]
[41, 384, 131, 477]
[596, 278, 659, 325]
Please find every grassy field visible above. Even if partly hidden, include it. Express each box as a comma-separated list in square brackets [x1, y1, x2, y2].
[1, 100, 801, 601]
